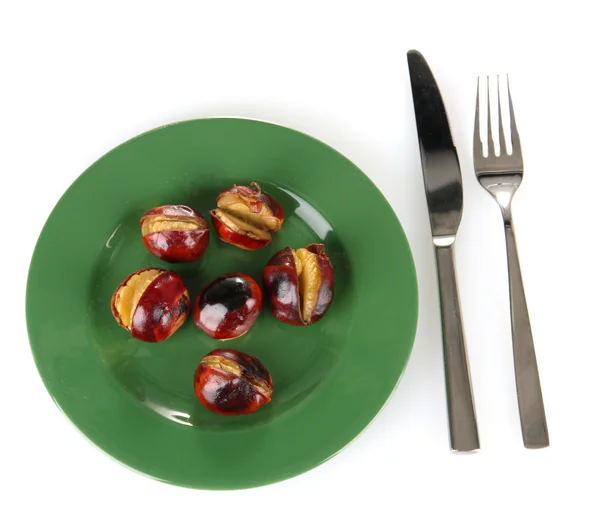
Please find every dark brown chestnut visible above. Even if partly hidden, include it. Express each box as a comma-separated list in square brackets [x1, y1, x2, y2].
[194, 348, 273, 416]
[193, 273, 263, 340]
[210, 182, 284, 250]
[111, 268, 190, 342]
[140, 205, 209, 262]
[263, 243, 334, 326]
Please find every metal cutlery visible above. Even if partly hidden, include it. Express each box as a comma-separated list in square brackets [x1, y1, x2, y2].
[408, 50, 480, 452]
[473, 76, 549, 448]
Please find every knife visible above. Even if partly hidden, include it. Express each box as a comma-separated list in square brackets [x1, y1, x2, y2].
[407, 50, 479, 452]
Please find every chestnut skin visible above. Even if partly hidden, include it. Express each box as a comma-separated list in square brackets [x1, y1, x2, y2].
[140, 205, 209, 262]
[210, 182, 284, 250]
[194, 348, 273, 416]
[111, 268, 190, 342]
[263, 243, 334, 326]
[194, 273, 263, 340]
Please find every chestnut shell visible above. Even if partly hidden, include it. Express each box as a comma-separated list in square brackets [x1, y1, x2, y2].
[193, 273, 263, 340]
[194, 348, 273, 416]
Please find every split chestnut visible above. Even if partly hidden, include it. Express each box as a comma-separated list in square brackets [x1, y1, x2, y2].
[194, 348, 273, 415]
[263, 244, 334, 326]
[140, 205, 209, 262]
[210, 182, 283, 250]
[111, 268, 190, 342]
[194, 273, 263, 340]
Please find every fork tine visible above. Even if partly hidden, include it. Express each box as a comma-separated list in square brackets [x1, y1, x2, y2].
[473, 77, 484, 162]
[497, 75, 507, 155]
[486, 76, 495, 157]
[507, 75, 522, 158]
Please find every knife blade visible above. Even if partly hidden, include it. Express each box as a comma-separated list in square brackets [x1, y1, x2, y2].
[407, 50, 463, 239]
[407, 50, 480, 452]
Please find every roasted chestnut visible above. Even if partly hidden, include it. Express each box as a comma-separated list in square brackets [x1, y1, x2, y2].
[263, 243, 334, 326]
[140, 205, 209, 262]
[194, 348, 273, 416]
[210, 182, 284, 250]
[216, 182, 283, 231]
[210, 209, 272, 250]
[111, 268, 190, 342]
[193, 273, 263, 340]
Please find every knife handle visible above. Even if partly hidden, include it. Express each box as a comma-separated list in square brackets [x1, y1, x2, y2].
[434, 242, 479, 452]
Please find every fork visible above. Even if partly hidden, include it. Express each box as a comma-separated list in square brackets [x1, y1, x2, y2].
[473, 76, 549, 448]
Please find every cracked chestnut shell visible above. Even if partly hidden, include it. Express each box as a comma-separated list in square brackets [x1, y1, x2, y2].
[194, 348, 273, 416]
[111, 268, 190, 342]
[193, 273, 263, 340]
[210, 182, 284, 250]
[263, 243, 334, 325]
[140, 205, 209, 262]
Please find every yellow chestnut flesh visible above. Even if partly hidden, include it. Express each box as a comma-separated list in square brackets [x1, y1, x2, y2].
[113, 269, 162, 330]
[295, 248, 321, 323]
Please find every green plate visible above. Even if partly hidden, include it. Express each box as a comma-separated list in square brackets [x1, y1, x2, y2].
[26, 118, 418, 489]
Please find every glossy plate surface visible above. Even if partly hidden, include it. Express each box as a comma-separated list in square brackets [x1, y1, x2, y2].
[26, 118, 418, 489]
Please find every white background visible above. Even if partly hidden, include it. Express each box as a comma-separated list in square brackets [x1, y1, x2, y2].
[1, 1, 599, 515]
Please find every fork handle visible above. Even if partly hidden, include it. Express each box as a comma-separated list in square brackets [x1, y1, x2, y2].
[434, 243, 479, 452]
[504, 220, 549, 448]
